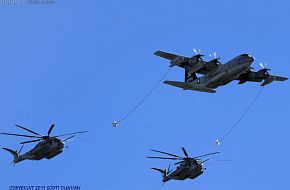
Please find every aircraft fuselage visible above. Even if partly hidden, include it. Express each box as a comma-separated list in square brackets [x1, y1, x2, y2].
[189, 54, 254, 89]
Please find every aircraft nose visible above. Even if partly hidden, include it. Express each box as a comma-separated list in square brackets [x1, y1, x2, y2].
[248, 54, 254, 61]
[59, 141, 65, 148]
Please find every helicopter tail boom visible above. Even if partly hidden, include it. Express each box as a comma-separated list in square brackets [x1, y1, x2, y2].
[3, 147, 19, 163]
[151, 167, 169, 182]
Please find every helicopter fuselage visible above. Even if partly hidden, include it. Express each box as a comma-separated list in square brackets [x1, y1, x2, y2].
[163, 161, 203, 182]
[16, 137, 64, 163]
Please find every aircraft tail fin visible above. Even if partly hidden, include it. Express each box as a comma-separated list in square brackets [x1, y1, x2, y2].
[151, 167, 166, 174]
[151, 168, 167, 180]
[151, 167, 170, 182]
[3, 147, 19, 163]
[164, 80, 216, 93]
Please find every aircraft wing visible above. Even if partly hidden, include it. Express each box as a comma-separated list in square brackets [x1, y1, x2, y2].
[164, 80, 216, 93]
[154, 50, 190, 68]
[154, 50, 188, 61]
[155, 50, 216, 75]
[238, 71, 288, 86]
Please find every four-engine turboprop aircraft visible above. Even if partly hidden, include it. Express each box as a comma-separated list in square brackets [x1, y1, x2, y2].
[155, 50, 288, 93]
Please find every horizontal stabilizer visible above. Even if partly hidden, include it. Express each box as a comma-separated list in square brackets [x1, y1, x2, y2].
[164, 80, 216, 93]
[261, 75, 288, 86]
[164, 80, 192, 90]
[272, 75, 288, 81]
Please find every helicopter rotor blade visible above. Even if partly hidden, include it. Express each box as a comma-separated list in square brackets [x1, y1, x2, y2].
[0, 132, 42, 138]
[149, 149, 181, 158]
[15, 125, 42, 136]
[174, 160, 186, 165]
[20, 139, 42, 144]
[146, 156, 181, 160]
[215, 159, 234, 162]
[47, 124, 55, 136]
[53, 131, 88, 138]
[201, 158, 210, 164]
[193, 151, 221, 159]
[181, 147, 189, 158]
[62, 135, 75, 142]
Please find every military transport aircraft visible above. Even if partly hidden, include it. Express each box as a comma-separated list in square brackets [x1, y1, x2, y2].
[155, 49, 288, 93]
[147, 147, 220, 183]
[0, 124, 87, 165]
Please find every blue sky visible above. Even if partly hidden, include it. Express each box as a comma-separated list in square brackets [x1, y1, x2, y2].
[0, 0, 289, 189]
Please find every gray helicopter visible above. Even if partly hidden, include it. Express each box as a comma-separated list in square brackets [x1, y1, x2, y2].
[0, 124, 87, 165]
[147, 147, 220, 183]
[155, 49, 288, 93]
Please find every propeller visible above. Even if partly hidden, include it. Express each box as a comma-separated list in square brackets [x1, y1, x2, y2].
[259, 62, 268, 69]
[209, 52, 221, 64]
[209, 52, 217, 59]
[259, 62, 271, 75]
[193, 48, 204, 62]
[193, 48, 202, 55]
